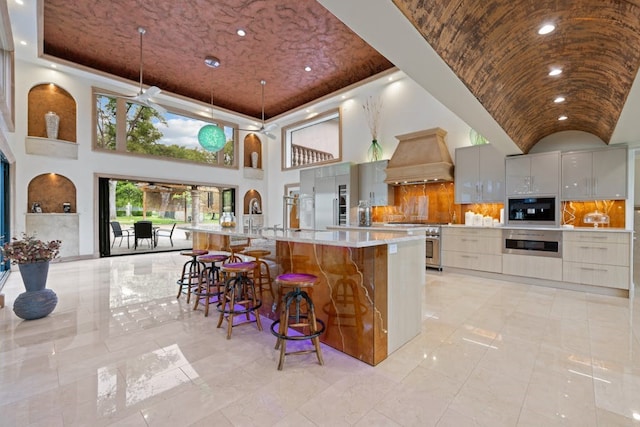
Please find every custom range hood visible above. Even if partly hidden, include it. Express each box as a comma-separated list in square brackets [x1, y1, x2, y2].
[384, 127, 454, 184]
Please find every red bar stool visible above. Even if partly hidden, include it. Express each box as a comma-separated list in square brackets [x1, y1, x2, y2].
[270, 273, 325, 370]
[176, 249, 208, 303]
[216, 261, 263, 339]
[193, 253, 229, 316]
[242, 249, 274, 301]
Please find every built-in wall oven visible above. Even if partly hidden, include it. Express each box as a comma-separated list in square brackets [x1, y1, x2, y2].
[507, 197, 558, 227]
[503, 229, 562, 257]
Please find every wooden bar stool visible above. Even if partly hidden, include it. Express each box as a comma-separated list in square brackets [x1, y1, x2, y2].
[176, 249, 208, 303]
[216, 261, 263, 339]
[270, 273, 325, 370]
[193, 254, 228, 316]
[242, 249, 274, 301]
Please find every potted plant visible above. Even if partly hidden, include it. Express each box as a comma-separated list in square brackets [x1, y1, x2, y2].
[1, 233, 61, 320]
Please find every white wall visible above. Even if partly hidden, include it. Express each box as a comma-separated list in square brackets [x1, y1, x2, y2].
[9, 61, 483, 255]
[265, 73, 475, 227]
[9, 60, 267, 256]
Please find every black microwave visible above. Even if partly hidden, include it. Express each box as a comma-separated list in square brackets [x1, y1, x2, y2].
[507, 197, 557, 226]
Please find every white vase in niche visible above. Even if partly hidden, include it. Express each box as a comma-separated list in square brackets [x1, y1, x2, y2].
[45, 111, 60, 139]
[251, 151, 259, 169]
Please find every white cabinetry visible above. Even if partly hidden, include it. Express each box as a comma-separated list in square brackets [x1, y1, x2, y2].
[505, 151, 560, 196]
[502, 254, 562, 281]
[454, 144, 505, 203]
[441, 227, 502, 273]
[561, 147, 627, 200]
[358, 160, 394, 206]
[563, 231, 631, 290]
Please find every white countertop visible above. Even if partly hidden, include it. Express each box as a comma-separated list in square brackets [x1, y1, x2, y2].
[181, 224, 425, 248]
[442, 224, 633, 233]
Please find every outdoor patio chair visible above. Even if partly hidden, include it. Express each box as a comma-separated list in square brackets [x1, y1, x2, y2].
[156, 223, 176, 247]
[134, 221, 154, 249]
[110, 221, 132, 248]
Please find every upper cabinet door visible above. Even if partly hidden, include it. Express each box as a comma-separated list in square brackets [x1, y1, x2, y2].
[478, 144, 505, 202]
[455, 144, 504, 203]
[358, 160, 393, 206]
[454, 145, 481, 203]
[561, 151, 592, 200]
[529, 152, 560, 195]
[506, 152, 559, 196]
[592, 147, 627, 199]
[505, 156, 531, 195]
[561, 147, 627, 201]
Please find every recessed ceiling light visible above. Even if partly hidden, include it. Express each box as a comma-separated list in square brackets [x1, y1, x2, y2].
[554, 96, 565, 103]
[236, 29, 246, 37]
[538, 24, 555, 35]
[204, 56, 221, 68]
[558, 115, 568, 121]
[20, 40, 26, 46]
[50, 64, 57, 69]
[15, 0, 24, 4]
[549, 68, 562, 76]
[304, 66, 312, 72]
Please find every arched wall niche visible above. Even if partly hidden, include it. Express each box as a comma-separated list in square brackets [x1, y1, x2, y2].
[244, 133, 262, 169]
[28, 173, 77, 213]
[28, 83, 77, 142]
[243, 189, 263, 214]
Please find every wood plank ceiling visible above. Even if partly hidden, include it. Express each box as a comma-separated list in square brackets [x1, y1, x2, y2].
[392, 0, 640, 152]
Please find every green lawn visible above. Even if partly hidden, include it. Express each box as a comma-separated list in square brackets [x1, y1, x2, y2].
[115, 216, 219, 226]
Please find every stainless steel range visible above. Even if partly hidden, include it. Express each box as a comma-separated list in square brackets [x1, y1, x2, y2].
[424, 225, 442, 270]
[385, 222, 441, 270]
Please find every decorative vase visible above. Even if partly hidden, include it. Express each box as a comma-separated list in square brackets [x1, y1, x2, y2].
[45, 111, 60, 139]
[13, 261, 58, 320]
[368, 139, 382, 162]
[251, 151, 259, 169]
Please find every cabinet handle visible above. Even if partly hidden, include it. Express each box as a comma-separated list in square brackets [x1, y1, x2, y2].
[578, 246, 607, 250]
[593, 177, 597, 195]
[460, 255, 478, 259]
[579, 266, 608, 272]
[461, 239, 479, 242]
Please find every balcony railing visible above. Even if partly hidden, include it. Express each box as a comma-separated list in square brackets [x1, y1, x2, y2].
[291, 144, 334, 167]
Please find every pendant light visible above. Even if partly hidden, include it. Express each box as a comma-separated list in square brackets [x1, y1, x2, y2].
[198, 56, 226, 152]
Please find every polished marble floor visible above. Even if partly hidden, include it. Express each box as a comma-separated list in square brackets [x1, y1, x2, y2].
[1, 252, 639, 426]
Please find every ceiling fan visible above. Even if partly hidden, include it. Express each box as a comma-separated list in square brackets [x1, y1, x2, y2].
[240, 80, 277, 139]
[125, 27, 166, 115]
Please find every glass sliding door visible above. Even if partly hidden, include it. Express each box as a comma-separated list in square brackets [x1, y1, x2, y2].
[0, 155, 11, 286]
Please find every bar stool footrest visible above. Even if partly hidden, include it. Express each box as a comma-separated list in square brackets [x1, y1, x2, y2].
[270, 318, 325, 341]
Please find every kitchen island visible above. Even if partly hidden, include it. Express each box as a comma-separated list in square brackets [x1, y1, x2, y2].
[185, 224, 426, 365]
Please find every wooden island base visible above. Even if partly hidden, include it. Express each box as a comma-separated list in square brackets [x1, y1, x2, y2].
[192, 229, 425, 365]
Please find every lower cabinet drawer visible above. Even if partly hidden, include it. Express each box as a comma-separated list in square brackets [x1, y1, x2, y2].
[502, 254, 562, 281]
[563, 261, 629, 290]
[442, 251, 502, 273]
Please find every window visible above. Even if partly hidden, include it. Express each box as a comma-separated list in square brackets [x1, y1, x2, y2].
[282, 108, 341, 170]
[94, 91, 237, 167]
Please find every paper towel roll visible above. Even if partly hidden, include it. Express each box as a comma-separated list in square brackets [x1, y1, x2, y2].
[500, 208, 504, 224]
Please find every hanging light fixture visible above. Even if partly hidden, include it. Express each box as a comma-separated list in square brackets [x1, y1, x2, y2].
[198, 56, 226, 152]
